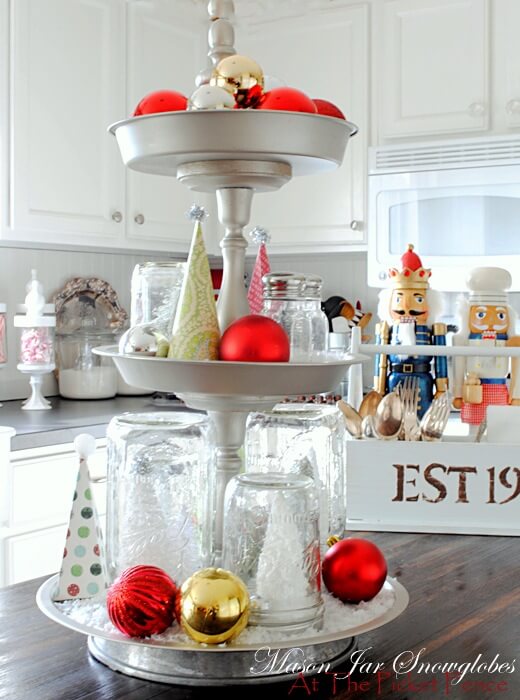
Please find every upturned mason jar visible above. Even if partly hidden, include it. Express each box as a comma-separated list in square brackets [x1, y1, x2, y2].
[106, 412, 215, 584]
[130, 262, 185, 338]
[222, 473, 323, 631]
[303, 274, 329, 361]
[261, 272, 312, 362]
[245, 403, 346, 542]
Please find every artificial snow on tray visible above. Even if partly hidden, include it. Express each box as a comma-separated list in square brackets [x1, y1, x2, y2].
[55, 583, 396, 646]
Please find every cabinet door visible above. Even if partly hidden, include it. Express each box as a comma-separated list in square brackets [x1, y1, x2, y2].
[9, 0, 126, 246]
[493, 0, 520, 131]
[378, 0, 489, 139]
[238, 5, 368, 254]
[126, 1, 216, 254]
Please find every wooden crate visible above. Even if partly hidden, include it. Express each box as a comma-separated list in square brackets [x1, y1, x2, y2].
[346, 440, 520, 536]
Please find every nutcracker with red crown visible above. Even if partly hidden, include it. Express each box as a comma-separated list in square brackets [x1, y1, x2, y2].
[452, 267, 520, 424]
[375, 244, 448, 418]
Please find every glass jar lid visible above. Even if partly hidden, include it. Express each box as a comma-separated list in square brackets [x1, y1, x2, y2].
[303, 274, 323, 299]
[262, 272, 307, 299]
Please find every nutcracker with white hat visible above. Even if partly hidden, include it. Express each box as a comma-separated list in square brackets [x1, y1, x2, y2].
[452, 267, 520, 425]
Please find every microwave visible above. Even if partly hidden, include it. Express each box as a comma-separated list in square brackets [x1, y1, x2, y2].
[367, 135, 520, 291]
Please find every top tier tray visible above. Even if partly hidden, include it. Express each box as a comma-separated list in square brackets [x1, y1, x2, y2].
[109, 110, 358, 188]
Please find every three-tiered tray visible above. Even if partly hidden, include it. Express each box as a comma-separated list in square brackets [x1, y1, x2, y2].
[38, 0, 409, 684]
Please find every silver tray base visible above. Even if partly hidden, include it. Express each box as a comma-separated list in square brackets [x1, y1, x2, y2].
[88, 634, 357, 686]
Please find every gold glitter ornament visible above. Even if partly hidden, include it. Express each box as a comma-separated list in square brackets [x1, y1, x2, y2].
[180, 567, 250, 644]
[210, 54, 264, 95]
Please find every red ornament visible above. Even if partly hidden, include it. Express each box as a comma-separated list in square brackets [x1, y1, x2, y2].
[219, 315, 290, 362]
[258, 87, 317, 114]
[313, 99, 346, 120]
[106, 565, 179, 637]
[322, 538, 387, 603]
[133, 90, 187, 116]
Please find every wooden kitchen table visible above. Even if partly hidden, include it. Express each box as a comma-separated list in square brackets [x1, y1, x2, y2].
[1, 532, 519, 700]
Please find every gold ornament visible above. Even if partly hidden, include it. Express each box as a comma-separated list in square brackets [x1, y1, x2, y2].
[180, 567, 250, 644]
[210, 55, 264, 95]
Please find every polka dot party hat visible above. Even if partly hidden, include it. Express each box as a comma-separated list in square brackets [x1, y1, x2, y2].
[53, 434, 108, 602]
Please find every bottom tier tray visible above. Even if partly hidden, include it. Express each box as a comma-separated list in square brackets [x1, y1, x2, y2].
[37, 575, 408, 686]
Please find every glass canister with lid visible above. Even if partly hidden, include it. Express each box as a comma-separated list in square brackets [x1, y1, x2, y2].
[302, 274, 329, 361]
[105, 412, 215, 584]
[57, 330, 118, 399]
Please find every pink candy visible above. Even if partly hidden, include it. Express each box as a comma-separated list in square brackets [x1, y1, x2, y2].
[20, 328, 53, 365]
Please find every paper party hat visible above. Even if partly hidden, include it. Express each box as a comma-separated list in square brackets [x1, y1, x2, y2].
[247, 227, 271, 314]
[168, 205, 220, 360]
[53, 434, 108, 601]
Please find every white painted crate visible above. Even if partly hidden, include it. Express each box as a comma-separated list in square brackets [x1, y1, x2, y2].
[346, 440, 520, 536]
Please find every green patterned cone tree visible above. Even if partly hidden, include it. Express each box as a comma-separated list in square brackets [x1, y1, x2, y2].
[168, 205, 220, 360]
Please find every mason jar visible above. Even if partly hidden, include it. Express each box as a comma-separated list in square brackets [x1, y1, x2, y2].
[222, 473, 323, 631]
[303, 274, 329, 361]
[261, 272, 312, 362]
[106, 412, 215, 584]
[130, 262, 185, 337]
[245, 403, 347, 542]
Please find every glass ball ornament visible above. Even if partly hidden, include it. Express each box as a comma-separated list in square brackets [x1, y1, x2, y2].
[133, 90, 187, 116]
[322, 537, 387, 604]
[119, 324, 169, 357]
[106, 565, 179, 638]
[180, 567, 250, 644]
[259, 87, 317, 114]
[218, 315, 290, 362]
[313, 98, 346, 120]
[188, 85, 235, 111]
[210, 54, 264, 95]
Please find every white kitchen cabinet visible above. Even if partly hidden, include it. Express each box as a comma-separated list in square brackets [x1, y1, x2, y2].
[377, 0, 489, 140]
[4, 0, 211, 254]
[238, 4, 369, 254]
[9, 0, 127, 247]
[493, 0, 520, 131]
[0, 440, 107, 587]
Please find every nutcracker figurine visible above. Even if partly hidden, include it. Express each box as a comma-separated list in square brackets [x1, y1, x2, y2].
[453, 267, 520, 424]
[374, 244, 448, 418]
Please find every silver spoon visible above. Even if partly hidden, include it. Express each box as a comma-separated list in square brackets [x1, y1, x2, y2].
[372, 391, 403, 440]
[337, 400, 362, 439]
[361, 414, 376, 439]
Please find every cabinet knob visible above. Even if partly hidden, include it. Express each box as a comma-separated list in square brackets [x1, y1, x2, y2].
[134, 213, 145, 225]
[379, 270, 388, 281]
[506, 99, 520, 116]
[350, 219, 363, 231]
[467, 101, 486, 117]
[111, 211, 123, 223]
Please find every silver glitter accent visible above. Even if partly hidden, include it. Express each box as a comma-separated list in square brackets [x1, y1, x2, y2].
[249, 226, 270, 245]
[186, 204, 208, 222]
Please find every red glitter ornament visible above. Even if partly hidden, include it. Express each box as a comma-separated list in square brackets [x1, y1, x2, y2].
[133, 90, 187, 116]
[107, 565, 179, 637]
[313, 99, 346, 120]
[219, 315, 290, 362]
[258, 87, 317, 114]
[322, 538, 387, 604]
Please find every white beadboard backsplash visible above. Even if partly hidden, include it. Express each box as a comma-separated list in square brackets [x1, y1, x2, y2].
[0, 245, 183, 401]
[3, 244, 514, 403]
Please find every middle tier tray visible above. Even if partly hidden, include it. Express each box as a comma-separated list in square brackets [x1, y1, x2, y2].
[96, 346, 365, 411]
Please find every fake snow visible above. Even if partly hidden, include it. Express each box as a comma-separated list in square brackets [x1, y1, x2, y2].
[55, 584, 396, 647]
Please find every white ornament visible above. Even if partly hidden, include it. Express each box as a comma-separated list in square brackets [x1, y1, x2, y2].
[188, 85, 235, 111]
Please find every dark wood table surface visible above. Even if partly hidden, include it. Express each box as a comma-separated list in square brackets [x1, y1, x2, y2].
[1, 532, 519, 700]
